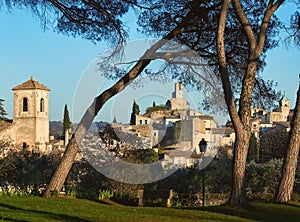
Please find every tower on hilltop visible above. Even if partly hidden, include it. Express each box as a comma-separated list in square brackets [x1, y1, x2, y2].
[12, 76, 50, 148]
[280, 95, 290, 121]
[172, 82, 184, 98]
[167, 82, 188, 111]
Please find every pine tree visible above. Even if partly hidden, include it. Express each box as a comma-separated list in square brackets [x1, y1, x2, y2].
[0, 99, 7, 120]
[63, 104, 71, 131]
[130, 100, 140, 125]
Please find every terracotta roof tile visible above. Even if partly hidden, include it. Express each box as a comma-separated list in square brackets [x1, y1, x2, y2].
[12, 77, 50, 91]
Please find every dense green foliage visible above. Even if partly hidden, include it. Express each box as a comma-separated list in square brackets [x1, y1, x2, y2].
[246, 159, 283, 196]
[0, 143, 298, 206]
[63, 104, 71, 132]
[130, 100, 140, 125]
[145, 105, 168, 114]
[0, 148, 60, 194]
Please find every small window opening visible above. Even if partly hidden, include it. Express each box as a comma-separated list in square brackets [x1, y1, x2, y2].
[40, 98, 45, 112]
[23, 98, 28, 112]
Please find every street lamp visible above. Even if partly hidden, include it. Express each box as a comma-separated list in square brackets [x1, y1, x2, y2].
[198, 138, 207, 207]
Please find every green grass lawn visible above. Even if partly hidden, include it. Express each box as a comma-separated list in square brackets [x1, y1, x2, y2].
[0, 196, 299, 222]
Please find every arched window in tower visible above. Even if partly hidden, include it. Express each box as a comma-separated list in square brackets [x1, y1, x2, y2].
[23, 98, 28, 112]
[40, 98, 45, 112]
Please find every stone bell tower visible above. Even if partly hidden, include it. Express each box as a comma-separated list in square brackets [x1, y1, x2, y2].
[280, 95, 290, 121]
[12, 77, 50, 148]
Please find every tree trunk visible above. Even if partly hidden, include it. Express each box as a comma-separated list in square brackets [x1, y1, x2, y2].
[217, 1, 257, 203]
[276, 80, 300, 202]
[43, 135, 78, 196]
[230, 129, 251, 205]
[218, 0, 284, 206]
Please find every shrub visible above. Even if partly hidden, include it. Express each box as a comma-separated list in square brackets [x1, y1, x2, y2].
[98, 189, 115, 200]
[50, 190, 58, 197]
[246, 158, 283, 195]
[145, 105, 167, 114]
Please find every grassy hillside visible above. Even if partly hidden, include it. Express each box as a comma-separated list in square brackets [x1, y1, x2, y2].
[0, 196, 299, 222]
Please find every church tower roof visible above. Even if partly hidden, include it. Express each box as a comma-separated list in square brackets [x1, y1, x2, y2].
[12, 76, 50, 91]
[281, 95, 289, 102]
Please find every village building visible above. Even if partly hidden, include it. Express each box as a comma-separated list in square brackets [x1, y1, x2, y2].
[0, 77, 52, 153]
[251, 95, 292, 127]
[108, 82, 225, 168]
[1, 77, 293, 167]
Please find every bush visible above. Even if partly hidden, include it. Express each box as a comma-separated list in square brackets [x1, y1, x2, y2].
[0, 148, 61, 195]
[50, 190, 58, 197]
[246, 158, 283, 195]
[145, 105, 167, 114]
[99, 189, 115, 200]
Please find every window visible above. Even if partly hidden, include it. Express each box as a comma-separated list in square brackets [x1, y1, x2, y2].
[179, 83, 182, 90]
[40, 98, 45, 112]
[23, 98, 28, 112]
[145, 120, 148, 124]
[140, 120, 143, 124]
[23, 142, 27, 149]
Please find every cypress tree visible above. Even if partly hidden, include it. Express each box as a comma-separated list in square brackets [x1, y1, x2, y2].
[130, 100, 140, 125]
[63, 104, 71, 131]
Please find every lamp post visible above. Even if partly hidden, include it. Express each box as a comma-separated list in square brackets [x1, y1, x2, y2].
[199, 138, 207, 207]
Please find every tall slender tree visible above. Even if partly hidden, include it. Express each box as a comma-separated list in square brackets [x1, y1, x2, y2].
[63, 104, 71, 132]
[130, 100, 140, 125]
[217, 0, 284, 205]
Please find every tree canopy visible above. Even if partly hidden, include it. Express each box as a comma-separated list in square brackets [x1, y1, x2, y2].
[137, 0, 284, 110]
[0, 0, 135, 46]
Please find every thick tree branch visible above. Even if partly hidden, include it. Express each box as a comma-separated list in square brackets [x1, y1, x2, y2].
[257, 0, 285, 54]
[217, 0, 242, 129]
[232, 0, 257, 51]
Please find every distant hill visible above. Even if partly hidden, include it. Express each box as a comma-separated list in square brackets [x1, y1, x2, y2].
[49, 121, 63, 137]
[87, 121, 108, 132]
[50, 121, 109, 138]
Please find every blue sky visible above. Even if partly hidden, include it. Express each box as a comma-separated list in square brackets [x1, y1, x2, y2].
[0, 5, 299, 124]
